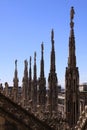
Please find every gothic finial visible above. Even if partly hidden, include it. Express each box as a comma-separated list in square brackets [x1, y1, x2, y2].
[15, 59, 17, 70]
[41, 42, 44, 52]
[13, 59, 19, 87]
[30, 56, 31, 66]
[70, 6, 75, 21]
[51, 29, 54, 42]
[51, 29, 55, 52]
[34, 52, 36, 64]
[29, 56, 32, 81]
[69, 7, 76, 67]
[24, 59, 28, 67]
[70, 6, 75, 29]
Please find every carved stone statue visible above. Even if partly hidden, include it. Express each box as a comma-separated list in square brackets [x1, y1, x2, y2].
[41, 43, 44, 52]
[24, 60, 28, 67]
[34, 52, 36, 61]
[15, 60, 17, 69]
[70, 6, 75, 20]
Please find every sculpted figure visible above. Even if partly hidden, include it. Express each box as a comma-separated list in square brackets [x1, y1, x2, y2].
[15, 59, 17, 69]
[24, 60, 28, 67]
[70, 6, 75, 20]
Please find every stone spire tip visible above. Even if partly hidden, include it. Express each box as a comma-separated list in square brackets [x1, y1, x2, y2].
[70, 6, 75, 29]
[41, 42, 44, 52]
[30, 56, 31, 65]
[51, 29, 54, 42]
[34, 52, 36, 64]
[15, 59, 17, 70]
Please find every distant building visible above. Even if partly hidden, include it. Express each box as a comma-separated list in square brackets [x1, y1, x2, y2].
[79, 83, 87, 92]
[58, 93, 65, 118]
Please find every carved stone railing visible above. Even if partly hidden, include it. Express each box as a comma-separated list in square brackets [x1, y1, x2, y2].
[0, 92, 55, 130]
[75, 106, 87, 130]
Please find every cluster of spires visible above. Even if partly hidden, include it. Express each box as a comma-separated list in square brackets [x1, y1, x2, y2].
[11, 29, 58, 114]
[0, 6, 80, 129]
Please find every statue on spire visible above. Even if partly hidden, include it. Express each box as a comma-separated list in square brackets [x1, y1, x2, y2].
[15, 59, 17, 70]
[24, 59, 28, 67]
[51, 29, 54, 50]
[41, 42, 44, 52]
[34, 52, 36, 63]
[70, 6, 75, 21]
[30, 56, 31, 66]
[51, 29, 54, 41]
[70, 6, 75, 29]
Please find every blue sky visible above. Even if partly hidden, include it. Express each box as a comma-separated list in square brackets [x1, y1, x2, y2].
[0, 0, 87, 87]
